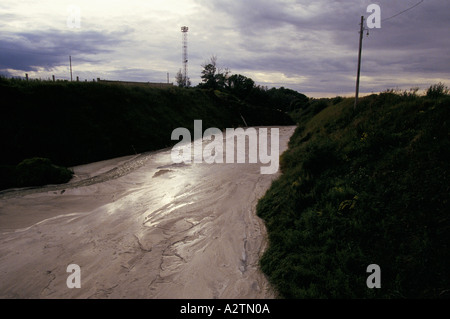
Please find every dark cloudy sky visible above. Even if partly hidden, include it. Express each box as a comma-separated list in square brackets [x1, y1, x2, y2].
[1, 0, 449, 97]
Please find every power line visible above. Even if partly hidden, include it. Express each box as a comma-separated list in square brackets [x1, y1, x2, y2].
[382, 0, 424, 22]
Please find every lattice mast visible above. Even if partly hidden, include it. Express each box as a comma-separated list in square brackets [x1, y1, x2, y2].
[181, 26, 189, 87]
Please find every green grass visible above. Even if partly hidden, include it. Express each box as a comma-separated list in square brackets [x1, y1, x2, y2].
[257, 88, 450, 298]
[0, 77, 293, 189]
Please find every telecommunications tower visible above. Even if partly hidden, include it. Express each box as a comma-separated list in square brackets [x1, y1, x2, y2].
[181, 26, 189, 87]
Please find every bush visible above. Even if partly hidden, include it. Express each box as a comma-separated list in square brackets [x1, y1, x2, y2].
[258, 90, 450, 298]
[302, 138, 340, 177]
[311, 99, 329, 115]
[426, 82, 449, 98]
[15, 157, 73, 187]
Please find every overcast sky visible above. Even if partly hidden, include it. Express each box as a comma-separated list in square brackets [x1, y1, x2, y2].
[1, 0, 449, 97]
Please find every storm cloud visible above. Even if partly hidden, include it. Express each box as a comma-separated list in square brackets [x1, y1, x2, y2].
[1, 0, 448, 96]
[0, 29, 128, 72]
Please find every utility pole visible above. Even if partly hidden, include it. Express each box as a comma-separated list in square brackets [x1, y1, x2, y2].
[354, 16, 364, 109]
[69, 55, 73, 81]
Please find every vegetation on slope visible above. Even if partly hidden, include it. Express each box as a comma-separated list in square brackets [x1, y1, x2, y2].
[0, 157, 73, 190]
[0, 76, 295, 190]
[257, 84, 450, 298]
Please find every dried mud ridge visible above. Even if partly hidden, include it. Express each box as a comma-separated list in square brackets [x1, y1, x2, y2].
[0, 149, 168, 200]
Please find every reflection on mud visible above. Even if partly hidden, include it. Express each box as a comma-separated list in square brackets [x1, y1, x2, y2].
[0, 126, 296, 298]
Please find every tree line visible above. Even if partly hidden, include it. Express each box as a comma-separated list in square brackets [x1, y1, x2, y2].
[175, 56, 309, 113]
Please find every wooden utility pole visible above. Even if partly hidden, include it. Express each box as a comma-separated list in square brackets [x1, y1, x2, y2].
[354, 16, 364, 109]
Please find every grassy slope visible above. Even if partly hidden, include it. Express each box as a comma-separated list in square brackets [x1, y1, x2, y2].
[257, 92, 450, 298]
[0, 78, 293, 189]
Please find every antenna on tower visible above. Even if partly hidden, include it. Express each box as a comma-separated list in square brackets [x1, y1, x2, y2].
[181, 26, 189, 87]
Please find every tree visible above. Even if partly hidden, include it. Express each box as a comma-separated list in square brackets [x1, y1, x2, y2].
[200, 61, 217, 89]
[199, 55, 230, 90]
[176, 69, 191, 88]
[226, 74, 255, 99]
[267, 87, 308, 112]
